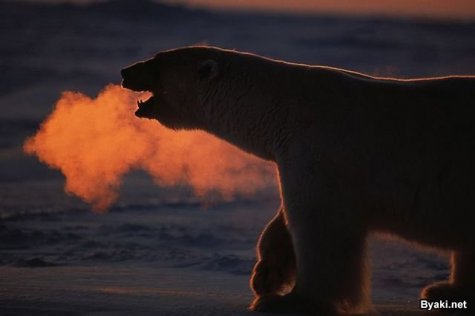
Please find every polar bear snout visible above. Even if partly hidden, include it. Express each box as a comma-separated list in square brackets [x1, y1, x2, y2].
[121, 61, 156, 92]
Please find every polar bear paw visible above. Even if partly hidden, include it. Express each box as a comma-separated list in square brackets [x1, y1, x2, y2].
[250, 293, 336, 315]
[422, 281, 475, 303]
[250, 293, 309, 314]
[251, 259, 294, 296]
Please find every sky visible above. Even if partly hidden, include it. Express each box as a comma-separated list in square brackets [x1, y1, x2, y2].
[8, 0, 475, 20]
[172, 0, 475, 20]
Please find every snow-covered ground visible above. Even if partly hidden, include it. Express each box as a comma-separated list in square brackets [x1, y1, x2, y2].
[1, 1, 474, 314]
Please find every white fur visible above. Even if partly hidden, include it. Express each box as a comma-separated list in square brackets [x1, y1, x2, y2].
[122, 47, 475, 314]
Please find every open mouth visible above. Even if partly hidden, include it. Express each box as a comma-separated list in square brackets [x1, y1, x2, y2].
[121, 75, 159, 119]
[135, 93, 156, 118]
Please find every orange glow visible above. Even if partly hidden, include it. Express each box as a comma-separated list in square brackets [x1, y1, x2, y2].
[180, 0, 475, 20]
[24, 85, 274, 212]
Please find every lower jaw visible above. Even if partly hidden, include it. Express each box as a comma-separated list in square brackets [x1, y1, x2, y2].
[135, 105, 155, 118]
[135, 96, 156, 118]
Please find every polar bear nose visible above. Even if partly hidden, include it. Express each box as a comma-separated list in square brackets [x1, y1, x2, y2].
[120, 67, 130, 79]
[120, 68, 131, 89]
[120, 61, 156, 91]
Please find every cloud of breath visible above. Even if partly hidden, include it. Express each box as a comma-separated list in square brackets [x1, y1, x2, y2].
[24, 85, 275, 212]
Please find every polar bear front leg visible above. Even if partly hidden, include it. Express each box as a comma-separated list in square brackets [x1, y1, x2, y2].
[252, 210, 370, 314]
[250, 207, 296, 297]
[293, 214, 370, 314]
[252, 158, 371, 314]
[422, 251, 475, 307]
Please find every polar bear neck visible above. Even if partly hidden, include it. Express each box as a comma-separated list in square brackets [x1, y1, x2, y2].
[196, 52, 358, 162]
[198, 59, 297, 161]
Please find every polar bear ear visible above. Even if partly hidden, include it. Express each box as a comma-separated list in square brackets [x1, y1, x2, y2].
[198, 59, 219, 80]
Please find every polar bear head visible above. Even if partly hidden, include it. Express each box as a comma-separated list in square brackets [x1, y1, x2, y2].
[121, 47, 221, 130]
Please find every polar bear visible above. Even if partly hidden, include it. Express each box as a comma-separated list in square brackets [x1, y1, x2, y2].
[121, 46, 475, 314]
